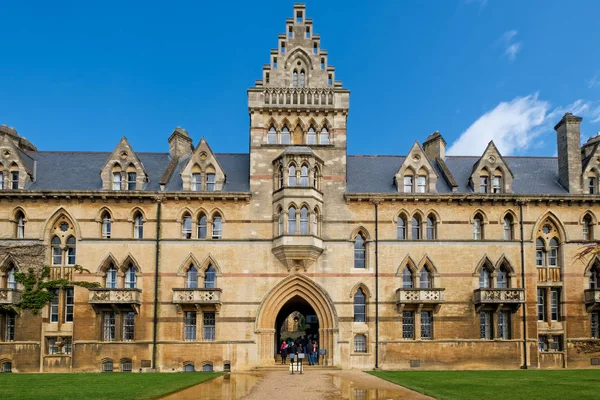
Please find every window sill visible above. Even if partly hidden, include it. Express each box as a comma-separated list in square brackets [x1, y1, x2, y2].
[350, 352, 371, 357]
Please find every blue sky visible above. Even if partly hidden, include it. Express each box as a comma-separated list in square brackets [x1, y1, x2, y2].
[1, 0, 599, 157]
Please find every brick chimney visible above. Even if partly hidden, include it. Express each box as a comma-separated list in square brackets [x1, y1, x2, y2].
[422, 131, 446, 160]
[555, 113, 583, 193]
[168, 127, 193, 159]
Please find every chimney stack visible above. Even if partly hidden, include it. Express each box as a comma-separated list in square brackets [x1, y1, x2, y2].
[555, 113, 583, 193]
[422, 131, 446, 160]
[168, 127, 193, 159]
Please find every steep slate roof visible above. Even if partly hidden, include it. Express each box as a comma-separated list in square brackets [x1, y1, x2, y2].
[347, 155, 567, 195]
[24, 151, 250, 192]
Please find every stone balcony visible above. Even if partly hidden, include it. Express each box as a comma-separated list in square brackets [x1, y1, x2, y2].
[395, 288, 445, 312]
[537, 267, 562, 284]
[584, 289, 600, 311]
[88, 288, 141, 314]
[263, 88, 335, 109]
[474, 288, 525, 311]
[272, 235, 324, 272]
[0, 289, 22, 309]
[172, 288, 222, 312]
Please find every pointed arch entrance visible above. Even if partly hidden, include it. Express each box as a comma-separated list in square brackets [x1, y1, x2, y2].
[255, 274, 338, 365]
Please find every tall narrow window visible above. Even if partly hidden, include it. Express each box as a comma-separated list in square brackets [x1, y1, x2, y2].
[7, 265, 17, 289]
[426, 216, 436, 240]
[212, 215, 222, 239]
[480, 311, 492, 339]
[306, 26, 311, 39]
[300, 165, 309, 187]
[66, 236, 76, 265]
[300, 207, 309, 234]
[417, 176, 426, 193]
[354, 234, 365, 269]
[397, 216, 406, 240]
[5, 314, 15, 341]
[112, 172, 121, 190]
[402, 266, 413, 289]
[134, 212, 144, 239]
[125, 264, 136, 289]
[590, 264, 600, 289]
[589, 177, 596, 194]
[583, 214, 594, 240]
[204, 265, 216, 289]
[101, 211, 111, 239]
[473, 215, 483, 240]
[550, 289, 560, 321]
[592, 311, 600, 338]
[479, 268, 491, 288]
[186, 265, 198, 289]
[503, 215, 513, 240]
[192, 173, 202, 191]
[288, 207, 297, 234]
[278, 166, 284, 189]
[293, 70, 298, 87]
[421, 311, 433, 339]
[411, 216, 421, 240]
[549, 238, 559, 266]
[281, 126, 291, 144]
[536, 239, 545, 267]
[16, 211, 25, 238]
[354, 334, 366, 353]
[420, 268, 432, 289]
[51, 236, 62, 265]
[65, 288, 74, 322]
[203, 312, 216, 341]
[537, 288, 546, 321]
[307, 127, 317, 144]
[281, 41, 285, 53]
[288, 165, 297, 186]
[402, 311, 414, 339]
[123, 312, 135, 341]
[184, 311, 197, 341]
[106, 264, 117, 288]
[50, 289, 59, 323]
[182, 214, 192, 239]
[497, 311, 510, 339]
[206, 173, 216, 191]
[0, 170, 4, 189]
[313, 208, 319, 235]
[103, 311, 116, 341]
[267, 126, 277, 144]
[403, 176, 413, 193]
[492, 176, 502, 193]
[10, 171, 18, 189]
[313, 42, 318, 54]
[319, 127, 329, 144]
[313, 168, 319, 189]
[496, 266, 509, 288]
[299, 71, 305, 88]
[278, 210, 284, 235]
[353, 289, 366, 322]
[127, 172, 136, 190]
[479, 176, 488, 193]
[198, 214, 207, 239]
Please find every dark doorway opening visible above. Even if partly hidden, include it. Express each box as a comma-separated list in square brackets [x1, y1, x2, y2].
[274, 295, 319, 359]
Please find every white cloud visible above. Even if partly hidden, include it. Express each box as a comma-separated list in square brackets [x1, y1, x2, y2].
[498, 30, 522, 62]
[588, 74, 600, 88]
[500, 30, 518, 43]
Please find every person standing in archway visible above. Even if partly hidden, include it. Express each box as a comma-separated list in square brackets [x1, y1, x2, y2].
[280, 340, 288, 364]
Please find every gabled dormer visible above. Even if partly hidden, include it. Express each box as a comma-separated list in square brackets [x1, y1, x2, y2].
[581, 135, 600, 194]
[0, 134, 35, 190]
[100, 137, 148, 191]
[181, 138, 225, 192]
[470, 141, 514, 194]
[394, 141, 438, 193]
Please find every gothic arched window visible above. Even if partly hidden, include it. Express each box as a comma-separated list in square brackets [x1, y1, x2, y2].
[479, 267, 491, 288]
[125, 264, 136, 289]
[412, 216, 421, 240]
[15, 210, 25, 238]
[205, 265, 216, 289]
[198, 213, 207, 239]
[402, 266, 413, 288]
[288, 165, 297, 186]
[106, 264, 117, 288]
[267, 126, 277, 144]
[281, 126, 291, 144]
[307, 126, 317, 144]
[426, 215, 436, 240]
[319, 127, 330, 144]
[300, 206, 309, 234]
[293, 70, 298, 88]
[353, 288, 366, 322]
[133, 212, 144, 239]
[66, 236, 76, 265]
[186, 265, 198, 289]
[583, 214, 594, 241]
[51, 236, 62, 266]
[101, 211, 111, 239]
[397, 215, 407, 240]
[299, 70, 305, 88]
[503, 214, 513, 240]
[288, 207, 297, 234]
[354, 233, 366, 269]
[420, 267, 432, 289]
[300, 165, 309, 187]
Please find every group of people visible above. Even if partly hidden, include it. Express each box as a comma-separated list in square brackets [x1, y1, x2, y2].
[280, 335, 319, 366]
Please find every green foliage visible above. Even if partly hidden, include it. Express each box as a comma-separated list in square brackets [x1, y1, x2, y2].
[13, 265, 100, 314]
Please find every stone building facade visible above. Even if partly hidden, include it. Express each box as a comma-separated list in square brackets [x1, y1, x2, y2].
[1, 4, 600, 373]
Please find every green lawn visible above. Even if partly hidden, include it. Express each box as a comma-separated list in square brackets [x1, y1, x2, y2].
[0, 372, 222, 400]
[368, 370, 600, 400]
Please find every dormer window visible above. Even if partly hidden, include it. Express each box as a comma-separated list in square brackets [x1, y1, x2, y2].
[403, 176, 413, 193]
[281, 126, 291, 144]
[192, 173, 201, 191]
[417, 175, 426, 193]
[206, 173, 216, 191]
[127, 172, 136, 190]
[112, 172, 121, 190]
[479, 176, 488, 193]
[589, 177, 597, 194]
[492, 175, 502, 193]
[267, 126, 277, 144]
[10, 171, 18, 189]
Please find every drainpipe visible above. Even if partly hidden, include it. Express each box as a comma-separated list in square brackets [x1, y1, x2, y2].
[374, 200, 379, 369]
[519, 201, 528, 369]
[152, 200, 162, 370]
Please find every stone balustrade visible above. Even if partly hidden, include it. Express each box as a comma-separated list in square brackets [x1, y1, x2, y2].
[263, 88, 334, 108]
[474, 288, 525, 305]
[172, 288, 222, 305]
[395, 288, 445, 304]
[0, 289, 22, 305]
[88, 288, 142, 305]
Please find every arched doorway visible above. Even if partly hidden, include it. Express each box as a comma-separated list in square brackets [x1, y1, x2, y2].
[255, 274, 338, 365]
[276, 297, 319, 357]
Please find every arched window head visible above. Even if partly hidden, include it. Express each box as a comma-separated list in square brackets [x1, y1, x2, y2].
[7, 264, 17, 289]
[354, 334, 367, 353]
[402, 266, 413, 288]
[503, 214, 513, 240]
[319, 127, 330, 144]
[106, 263, 117, 288]
[426, 215, 436, 240]
[411, 216, 421, 240]
[192, 171, 202, 192]
[403, 174, 414, 193]
[182, 213, 192, 239]
[267, 126, 277, 144]
[479, 172, 489, 193]
[198, 214, 207, 239]
[212, 214, 223, 239]
[101, 211, 111, 239]
[278, 166, 284, 189]
[492, 174, 503, 193]
[15, 210, 25, 238]
[51, 236, 62, 266]
[299, 70, 305, 88]
[66, 236, 76, 265]
[307, 126, 317, 145]
[354, 233, 366, 269]
[549, 238, 559, 266]
[125, 264, 136, 288]
[583, 214, 594, 241]
[497, 265, 509, 288]
[293, 70, 298, 88]
[420, 267, 433, 289]
[353, 288, 366, 322]
[590, 263, 600, 289]
[417, 175, 427, 193]
[288, 165, 297, 186]
[313, 167, 319, 189]
[133, 212, 144, 239]
[479, 267, 491, 288]
[300, 165, 309, 187]
[186, 265, 198, 289]
[112, 170, 122, 190]
[473, 214, 484, 240]
[288, 207, 297, 234]
[281, 126, 291, 145]
[536, 238, 546, 267]
[300, 206, 309, 234]
[397, 215, 407, 240]
[205, 264, 216, 289]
